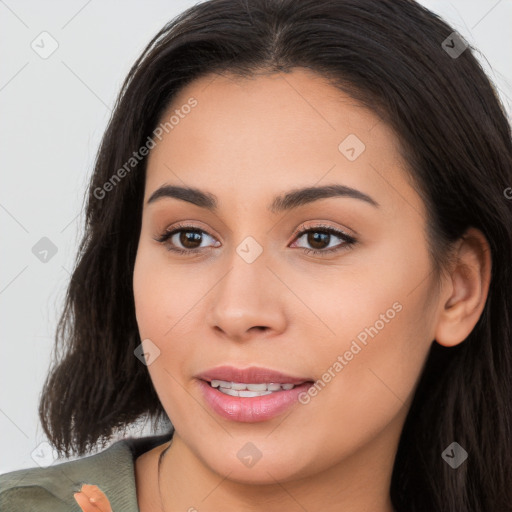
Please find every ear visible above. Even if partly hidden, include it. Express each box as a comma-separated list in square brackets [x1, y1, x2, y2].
[434, 227, 492, 347]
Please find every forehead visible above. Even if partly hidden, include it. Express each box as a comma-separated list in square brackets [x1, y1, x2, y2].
[143, 68, 421, 218]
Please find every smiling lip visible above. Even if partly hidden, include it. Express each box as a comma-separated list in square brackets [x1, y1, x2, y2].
[195, 365, 314, 422]
[195, 365, 311, 385]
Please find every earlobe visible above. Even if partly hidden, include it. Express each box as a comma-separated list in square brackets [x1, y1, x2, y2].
[434, 228, 492, 348]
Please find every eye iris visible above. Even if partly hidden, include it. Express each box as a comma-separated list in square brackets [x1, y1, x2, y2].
[308, 231, 330, 249]
[180, 230, 202, 249]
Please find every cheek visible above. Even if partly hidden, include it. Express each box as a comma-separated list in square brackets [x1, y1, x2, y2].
[298, 234, 435, 412]
[133, 246, 201, 424]
[133, 244, 203, 339]
[132, 242, 212, 388]
[284, 279, 433, 473]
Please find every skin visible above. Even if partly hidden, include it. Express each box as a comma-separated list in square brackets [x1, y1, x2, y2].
[74, 484, 112, 512]
[131, 68, 491, 512]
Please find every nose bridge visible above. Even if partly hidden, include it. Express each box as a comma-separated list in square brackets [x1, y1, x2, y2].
[207, 235, 286, 337]
[217, 236, 271, 312]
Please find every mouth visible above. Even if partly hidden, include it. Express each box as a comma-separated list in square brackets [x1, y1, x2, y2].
[195, 366, 316, 422]
[197, 378, 315, 422]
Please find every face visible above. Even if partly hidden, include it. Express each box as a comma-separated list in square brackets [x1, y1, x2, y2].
[133, 67, 440, 484]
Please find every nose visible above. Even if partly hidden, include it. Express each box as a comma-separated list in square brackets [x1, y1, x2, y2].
[205, 245, 287, 342]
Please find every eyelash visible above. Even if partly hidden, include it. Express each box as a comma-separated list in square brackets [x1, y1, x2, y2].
[154, 222, 357, 257]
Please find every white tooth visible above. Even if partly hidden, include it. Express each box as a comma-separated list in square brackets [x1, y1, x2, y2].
[218, 387, 239, 396]
[238, 389, 273, 397]
[211, 380, 297, 393]
[246, 383, 268, 391]
[211, 379, 231, 388]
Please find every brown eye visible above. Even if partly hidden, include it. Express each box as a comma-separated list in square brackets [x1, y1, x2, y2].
[290, 224, 357, 256]
[155, 223, 221, 254]
[177, 230, 203, 249]
[305, 231, 331, 250]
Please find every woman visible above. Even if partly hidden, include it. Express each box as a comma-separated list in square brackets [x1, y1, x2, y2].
[1, 0, 511, 510]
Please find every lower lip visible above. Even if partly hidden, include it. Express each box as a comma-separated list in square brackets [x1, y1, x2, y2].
[197, 379, 314, 422]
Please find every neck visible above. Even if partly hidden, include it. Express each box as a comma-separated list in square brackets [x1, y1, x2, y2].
[154, 422, 401, 512]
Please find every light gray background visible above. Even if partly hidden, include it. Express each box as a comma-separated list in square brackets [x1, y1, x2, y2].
[1, 0, 511, 473]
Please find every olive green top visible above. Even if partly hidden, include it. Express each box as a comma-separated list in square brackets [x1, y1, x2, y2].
[0, 432, 173, 511]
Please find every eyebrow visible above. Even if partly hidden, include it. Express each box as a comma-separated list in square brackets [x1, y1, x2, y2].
[146, 183, 379, 213]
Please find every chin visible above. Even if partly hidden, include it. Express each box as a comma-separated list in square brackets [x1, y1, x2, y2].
[199, 445, 310, 485]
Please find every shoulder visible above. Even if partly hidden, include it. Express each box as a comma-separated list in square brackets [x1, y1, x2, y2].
[0, 432, 172, 512]
[0, 464, 71, 511]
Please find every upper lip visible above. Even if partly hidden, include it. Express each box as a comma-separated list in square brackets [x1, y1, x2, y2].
[196, 365, 313, 385]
